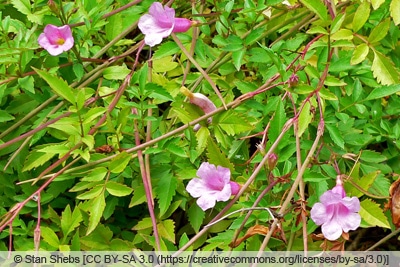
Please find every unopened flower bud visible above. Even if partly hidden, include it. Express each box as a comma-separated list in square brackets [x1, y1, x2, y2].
[230, 181, 240, 195]
[267, 153, 278, 170]
[48, 0, 58, 13]
[181, 86, 216, 130]
[288, 74, 299, 87]
[173, 18, 197, 33]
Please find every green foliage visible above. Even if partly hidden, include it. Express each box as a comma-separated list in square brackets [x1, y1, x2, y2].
[0, 0, 399, 253]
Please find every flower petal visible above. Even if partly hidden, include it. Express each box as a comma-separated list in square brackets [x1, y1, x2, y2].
[196, 195, 216, 211]
[138, 14, 173, 46]
[331, 184, 346, 198]
[186, 178, 206, 198]
[310, 202, 329, 225]
[338, 211, 361, 232]
[46, 46, 66, 56]
[43, 24, 62, 44]
[319, 190, 343, 205]
[197, 162, 230, 191]
[341, 196, 360, 212]
[38, 24, 74, 55]
[321, 217, 343, 240]
[149, 2, 175, 28]
[215, 184, 232, 202]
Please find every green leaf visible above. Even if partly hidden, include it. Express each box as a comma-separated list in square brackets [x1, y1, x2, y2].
[352, 1, 370, 32]
[81, 135, 95, 151]
[245, 28, 265, 45]
[330, 29, 353, 40]
[156, 172, 177, 217]
[166, 143, 187, 157]
[371, 51, 400, 85]
[129, 185, 147, 207]
[300, 0, 328, 21]
[153, 42, 180, 59]
[297, 101, 313, 137]
[195, 127, 209, 156]
[157, 220, 175, 244]
[37, 144, 70, 155]
[132, 217, 153, 230]
[370, 175, 391, 197]
[106, 181, 133, 197]
[258, 43, 286, 78]
[105, 13, 123, 41]
[390, 0, 400, 25]
[170, 103, 194, 124]
[269, 100, 286, 142]
[61, 205, 82, 237]
[0, 110, 15, 122]
[215, 110, 254, 136]
[346, 170, 379, 198]
[319, 89, 338, 100]
[73, 63, 85, 80]
[187, 204, 205, 233]
[366, 84, 400, 100]
[146, 83, 174, 102]
[153, 56, 179, 72]
[306, 25, 328, 35]
[23, 151, 56, 172]
[325, 124, 345, 149]
[351, 43, 369, 65]
[232, 49, 245, 71]
[11, 0, 31, 16]
[76, 184, 104, 200]
[324, 76, 347, 87]
[103, 65, 130, 80]
[368, 19, 390, 44]
[370, 0, 384, 9]
[86, 194, 106, 235]
[179, 233, 191, 249]
[360, 150, 387, 163]
[206, 139, 235, 172]
[83, 107, 107, 124]
[359, 199, 390, 228]
[40, 226, 60, 248]
[109, 151, 131, 173]
[18, 76, 35, 94]
[330, 13, 345, 34]
[33, 67, 76, 104]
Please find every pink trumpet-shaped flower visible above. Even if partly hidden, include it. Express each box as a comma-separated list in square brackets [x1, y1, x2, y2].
[186, 162, 240, 211]
[38, 24, 74, 56]
[311, 177, 361, 240]
[138, 2, 194, 47]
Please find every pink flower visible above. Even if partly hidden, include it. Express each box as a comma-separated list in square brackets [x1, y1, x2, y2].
[38, 24, 74, 56]
[186, 162, 240, 211]
[138, 2, 194, 47]
[311, 178, 361, 240]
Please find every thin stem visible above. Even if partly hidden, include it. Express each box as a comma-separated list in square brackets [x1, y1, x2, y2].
[34, 193, 41, 252]
[255, 118, 324, 262]
[0, 111, 72, 151]
[365, 227, 400, 251]
[230, 178, 281, 247]
[133, 109, 161, 251]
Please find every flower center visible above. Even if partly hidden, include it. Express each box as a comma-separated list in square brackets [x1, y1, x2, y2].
[56, 38, 65, 45]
